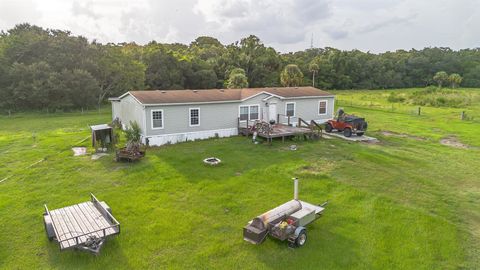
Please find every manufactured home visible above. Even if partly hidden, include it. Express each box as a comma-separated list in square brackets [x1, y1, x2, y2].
[110, 87, 335, 146]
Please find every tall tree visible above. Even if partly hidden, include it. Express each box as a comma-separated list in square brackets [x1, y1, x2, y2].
[280, 64, 304, 87]
[447, 73, 463, 88]
[94, 44, 145, 106]
[433, 71, 449, 88]
[226, 68, 248, 88]
[308, 62, 319, 87]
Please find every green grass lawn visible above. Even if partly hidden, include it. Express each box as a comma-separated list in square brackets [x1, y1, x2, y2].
[0, 89, 479, 269]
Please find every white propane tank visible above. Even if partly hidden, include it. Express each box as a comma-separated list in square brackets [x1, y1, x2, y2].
[257, 200, 302, 227]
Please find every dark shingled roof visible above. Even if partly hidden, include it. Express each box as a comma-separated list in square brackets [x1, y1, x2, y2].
[121, 87, 333, 105]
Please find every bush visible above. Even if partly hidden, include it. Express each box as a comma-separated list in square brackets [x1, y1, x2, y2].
[409, 87, 471, 107]
[124, 121, 142, 144]
[387, 92, 406, 103]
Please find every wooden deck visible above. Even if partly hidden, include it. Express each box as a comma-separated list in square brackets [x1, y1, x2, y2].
[48, 199, 120, 250]
[258, 124, 313, 139]
[238, 117, 323, 144]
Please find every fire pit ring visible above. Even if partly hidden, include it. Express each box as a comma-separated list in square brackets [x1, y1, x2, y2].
[203, 157, 221, 166]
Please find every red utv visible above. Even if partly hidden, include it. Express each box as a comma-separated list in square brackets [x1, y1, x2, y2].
[325, 109, 368, 137]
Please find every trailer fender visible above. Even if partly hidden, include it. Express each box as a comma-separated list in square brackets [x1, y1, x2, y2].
[289, 226, 307, 247]
[294, 226, 306, 238]
[43, 213, 55, 241]
[100, 201, 112, 214]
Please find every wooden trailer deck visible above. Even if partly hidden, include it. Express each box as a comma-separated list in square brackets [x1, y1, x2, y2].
[260, 124, 312, 138]
[44, 194, 120, 252]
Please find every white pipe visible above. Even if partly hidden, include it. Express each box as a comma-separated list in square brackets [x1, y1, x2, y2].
[293, 177, 299, 200]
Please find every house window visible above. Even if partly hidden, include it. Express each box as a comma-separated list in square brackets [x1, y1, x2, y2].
[319, 101, 327, 115]
[286, 102, 295, 117]
[239, 106, 249, 121]
[189, 108, 200, 126]
[240, 105, 260, 121]
[152, 110, 163, 129]
[250, 105, 259, 120]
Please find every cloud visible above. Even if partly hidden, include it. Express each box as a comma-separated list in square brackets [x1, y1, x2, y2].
[0, 0, 478, 53]
[325, 29, 349, 40]
[71, 1, 100, 19]
[0, 0, 42, 30]
[119, 0, 207, 44]
[195, 0, 332, 45]
[358, 15, 417, 34]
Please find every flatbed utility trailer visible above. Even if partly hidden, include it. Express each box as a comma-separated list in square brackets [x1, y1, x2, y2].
[243, 178, 327, 248]
[43, 194, 120, 254]
[115, 147, 146, 162]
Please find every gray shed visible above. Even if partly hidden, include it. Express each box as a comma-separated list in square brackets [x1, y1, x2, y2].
[90, 124, 113, 151]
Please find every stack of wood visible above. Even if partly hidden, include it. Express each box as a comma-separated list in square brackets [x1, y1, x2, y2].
[115, 142, 146, 162]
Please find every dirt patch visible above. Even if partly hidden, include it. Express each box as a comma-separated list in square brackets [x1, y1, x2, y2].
[91, 153, 109, 160]
[440, 136, 470, 149]
[111, 166, 129, 171]
[300, 160, 337, 176]
[381, 130, 426, 141]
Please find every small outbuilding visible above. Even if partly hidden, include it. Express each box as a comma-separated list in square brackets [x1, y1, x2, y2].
[90, 124, 114, 152]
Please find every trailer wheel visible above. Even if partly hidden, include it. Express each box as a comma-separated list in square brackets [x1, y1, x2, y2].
[325, 124, 333, 133]
[343, 128, 352, 137]
[296, 230, 307, 247]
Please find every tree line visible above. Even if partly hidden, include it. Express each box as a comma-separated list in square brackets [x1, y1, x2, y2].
[1, 23, 480, 112]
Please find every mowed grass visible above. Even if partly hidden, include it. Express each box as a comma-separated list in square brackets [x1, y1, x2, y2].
[0, 89, 479, 269]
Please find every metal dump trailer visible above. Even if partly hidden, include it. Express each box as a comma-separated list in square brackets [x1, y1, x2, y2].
[43, 194, 120, 254]
[243, 178, 326, 247]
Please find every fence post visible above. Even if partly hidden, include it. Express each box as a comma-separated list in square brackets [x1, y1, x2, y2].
[461, 111, 465, 120]
[417, 107, 421, 116]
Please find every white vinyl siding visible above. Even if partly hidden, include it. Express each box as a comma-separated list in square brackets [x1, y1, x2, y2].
[152, 110, 164, 129]
[318, 100, 327, 115]
[286, 102, 295, 117]
[189, 108, 200, 127]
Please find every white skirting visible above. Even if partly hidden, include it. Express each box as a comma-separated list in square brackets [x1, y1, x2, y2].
[144, 128, 239, 146]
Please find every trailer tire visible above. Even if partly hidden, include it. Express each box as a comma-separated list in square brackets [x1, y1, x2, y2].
[43, 214, 55, 241]
[325, 124, 333, 133]
[344, 128, 352, 137]
[296, 230, 307, 247]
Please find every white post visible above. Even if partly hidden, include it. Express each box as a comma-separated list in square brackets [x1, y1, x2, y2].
[293, 177, 299, 200]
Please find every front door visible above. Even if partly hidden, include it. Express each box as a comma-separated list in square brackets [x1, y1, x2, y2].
[268, 103, 277, 122]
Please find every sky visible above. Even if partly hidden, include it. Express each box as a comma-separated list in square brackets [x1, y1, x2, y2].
[0, 0, 479, 53]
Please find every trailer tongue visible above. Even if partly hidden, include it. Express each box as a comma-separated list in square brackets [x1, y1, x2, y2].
[243, 178, 326, 247]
